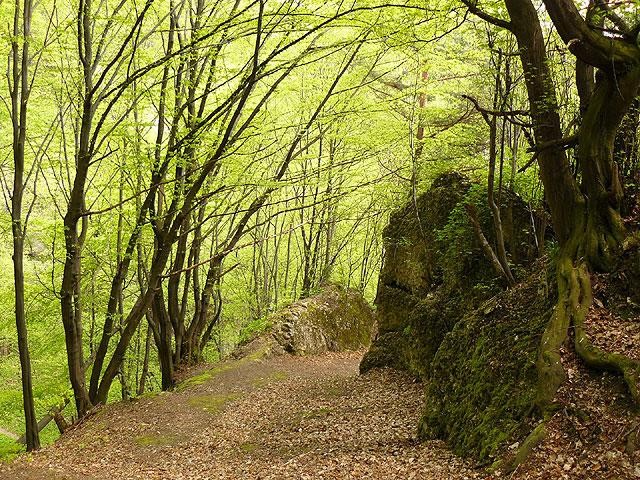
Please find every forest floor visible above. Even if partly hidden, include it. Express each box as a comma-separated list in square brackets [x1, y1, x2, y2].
[0, 351, 487, 480]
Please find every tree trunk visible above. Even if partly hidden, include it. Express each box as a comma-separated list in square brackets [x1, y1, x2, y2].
[60, 0, 95, 418]
[576, 71, 640, 269]
[503, 0, 640, 416]
[505, 0, 584, 246]
[153, 285, 175, 390]
[10, 0, 40, 451]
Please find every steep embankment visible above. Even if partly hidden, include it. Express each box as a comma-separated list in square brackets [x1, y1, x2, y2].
[0, 352, 486, 480]
[361, 173, 640, 478]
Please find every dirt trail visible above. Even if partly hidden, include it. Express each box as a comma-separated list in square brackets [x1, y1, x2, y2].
[0, 352, 487, 480]
[0, 428, 18, 441]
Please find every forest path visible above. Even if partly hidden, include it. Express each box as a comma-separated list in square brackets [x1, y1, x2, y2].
[0, 428, 18, 442]
[0, 351, 487, 480]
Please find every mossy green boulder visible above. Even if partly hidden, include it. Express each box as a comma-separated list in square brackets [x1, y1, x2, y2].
[271, 284, 375, 355]
[361, 172, 548, 463]
[420, 266, 554, 461]
[236, 284, 375, 358]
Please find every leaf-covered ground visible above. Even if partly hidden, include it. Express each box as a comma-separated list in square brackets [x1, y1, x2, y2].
[513, 346, 640, 480]
[513, 264, 640, 480]
[0, 352, 487, 480]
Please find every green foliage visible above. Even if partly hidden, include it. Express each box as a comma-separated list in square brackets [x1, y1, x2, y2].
[0, 435, 24, 462]
[0, 238, 69, 451]
[237, 317, 273, 347]
[0, 0, 566, 460]
[435, 184, 492, 290]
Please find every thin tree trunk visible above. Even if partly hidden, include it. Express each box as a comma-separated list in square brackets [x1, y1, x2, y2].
[60, 0, 96, 417]
[137, 326, 152, 396]
[465, 204, 509, 280]
[10, 0, 39, 451]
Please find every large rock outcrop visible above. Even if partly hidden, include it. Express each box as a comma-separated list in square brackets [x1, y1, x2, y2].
[420, 266, 553, 461]
[361, 173, 538, 375]
[359, 173, 470, 375]
[235, 285, 375, 358]
[361, 173, 550, 462]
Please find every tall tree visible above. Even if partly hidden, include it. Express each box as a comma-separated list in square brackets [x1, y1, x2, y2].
[8, 0, 39, 451]
[461, 0, 640, 458]
[59, 0, 160, 416]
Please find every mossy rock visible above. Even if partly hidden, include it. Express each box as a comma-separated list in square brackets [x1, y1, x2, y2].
[379, 172, 471, 297]
[362, 172, 551, 463]
[363, 173, 541, 376]
[360, 331, 409, 373]
[419, 265, 555, 462]
[403, 292, 465, 377]
[361, 292, 465, 377]
[270, 284, 375, 355]
[374, 285, 419, 334]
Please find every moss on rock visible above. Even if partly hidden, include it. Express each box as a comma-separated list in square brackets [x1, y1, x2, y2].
[361, 172, 550, 462]
[270, 284, 375, 355]
[359, 331, 409, 372]
[419, 265, 554, 461]
[361, 174, 474, 375]
[361, 174, 535, 376]
[233, 284, 375, 359]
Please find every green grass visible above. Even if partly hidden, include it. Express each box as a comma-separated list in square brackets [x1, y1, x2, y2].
[0, 344, 68, 462]
[187, 393, 241, 414]
[0, 434, 24, 462]
[175, 363, 235, 392]
[301, 407, 332, 419]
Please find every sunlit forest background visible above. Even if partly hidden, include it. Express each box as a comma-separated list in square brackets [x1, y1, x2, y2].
[0, 0, 610, 459]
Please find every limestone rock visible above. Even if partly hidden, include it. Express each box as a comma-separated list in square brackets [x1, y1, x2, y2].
[361, 173, 538, 376]
[235, 285, 375, 359]
[360, 172, 548, 463]
[271, 285, 375, 355]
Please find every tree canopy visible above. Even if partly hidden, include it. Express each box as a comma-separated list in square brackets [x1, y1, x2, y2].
[1, 1, 640, 474]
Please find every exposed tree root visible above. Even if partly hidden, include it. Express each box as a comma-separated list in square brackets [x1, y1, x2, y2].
[560, 255, 640, 406]
[573, 284, 640, 404]
[495, 421, 548, 474]
[514, 235, 640, 471]
[535, 223, 639, 410]
[535, 256, 580, 413]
